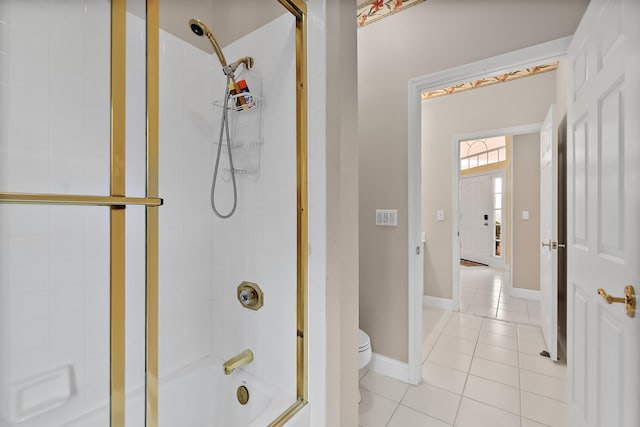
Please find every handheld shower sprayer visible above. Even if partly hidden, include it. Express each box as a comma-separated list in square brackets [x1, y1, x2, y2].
[188, 18, 253, 78]
[188, 18, 256, 219]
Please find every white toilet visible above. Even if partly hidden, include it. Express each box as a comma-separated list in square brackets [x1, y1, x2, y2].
[358, 329, 372, 403]
[358, 329, 372, 368]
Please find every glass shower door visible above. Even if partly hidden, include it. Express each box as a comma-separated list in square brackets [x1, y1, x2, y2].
[0, 0, 160, 425]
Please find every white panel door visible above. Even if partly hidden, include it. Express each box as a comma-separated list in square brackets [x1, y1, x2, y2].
[567, 0, 640, 426]
[460, 174, 491, 265]
[540, 104, 559, 361]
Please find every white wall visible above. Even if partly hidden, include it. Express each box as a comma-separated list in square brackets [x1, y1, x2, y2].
[157, 17, 216, 380]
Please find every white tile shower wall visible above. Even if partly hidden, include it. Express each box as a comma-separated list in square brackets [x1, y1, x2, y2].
[1, 0, 111, 196]
[158, 27, 216, 376]
[0, 0, 114, 424]
[207, 13, 297, 399]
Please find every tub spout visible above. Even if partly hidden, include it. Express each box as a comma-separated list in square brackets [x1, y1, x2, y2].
[223, 349, 253, 375]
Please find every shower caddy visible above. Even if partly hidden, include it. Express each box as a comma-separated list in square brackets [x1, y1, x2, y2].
[213, 76, 264, 179]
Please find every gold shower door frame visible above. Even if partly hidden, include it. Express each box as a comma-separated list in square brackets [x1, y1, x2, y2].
[0, 0, 161, 425]
[0, 0, 307, 425]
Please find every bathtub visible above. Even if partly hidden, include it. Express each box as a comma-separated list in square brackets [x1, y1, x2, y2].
[10, 356, 294, 427]
[157, 356, 293, 427]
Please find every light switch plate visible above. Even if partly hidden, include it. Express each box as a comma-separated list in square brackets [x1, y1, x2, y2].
[436, 210, 445, 221]
[522, 210, 529, 220]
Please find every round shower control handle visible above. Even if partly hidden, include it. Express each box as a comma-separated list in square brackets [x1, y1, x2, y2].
[236, 281, 264, 311]
[239, 289, 258, 306]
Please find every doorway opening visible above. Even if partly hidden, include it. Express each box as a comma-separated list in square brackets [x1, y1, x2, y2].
[406, 36, 571, 383]
[455, 129, 542, 326]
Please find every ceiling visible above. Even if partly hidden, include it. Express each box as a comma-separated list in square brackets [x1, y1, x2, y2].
[130, 0, 287, 53]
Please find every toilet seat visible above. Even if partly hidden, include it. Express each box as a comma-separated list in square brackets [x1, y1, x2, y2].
[358, 329, 372, 404]
[358, 329, 372, 368]
[358, 329, 371, 351]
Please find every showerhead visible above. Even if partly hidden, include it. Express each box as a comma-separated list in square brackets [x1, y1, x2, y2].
[188, 18, 228, 67]
[188, 18, 206, 37]
[188, 18, 254, 77]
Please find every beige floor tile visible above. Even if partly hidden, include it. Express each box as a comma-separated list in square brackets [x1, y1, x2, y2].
[442, 323, 480, 341]
[419, 270, 569, 427]
[481, 319, 517, 337]
[423, 341, 436, 363]
[475, 343, 519, 367]
[463, 375, 520, 415]
[521, 391, 568, 427]
[518, 324, 544, 341]
[454, 397, 520, 427]
[422, 361, 468, 395]
[359, 367, 369, 381]
[469, 357, 519, 388]
[424, 308, 449, 333]
[496, 309, 530, 324]
[447, 313, 483, 330]
[387, 405, 452, 427]
[522, 418, 551, 427]
[401, 383, 461, 424]
[478, 330, 518, 351]
[498, 301, 528, 311]
[518, 336, 548, 356]
[427, 346, 473, 373]
[360, 370, 409, 403]
[520, 369, 567, 402]
[528, 313, 541, 325]
[434, 334, 477, 355]
[519, 353, 567, 379]
[358, 389, 398, 427]
[466, 305, 498, 317]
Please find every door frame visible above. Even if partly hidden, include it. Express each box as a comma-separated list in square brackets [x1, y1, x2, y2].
[407, 36, 571, 383]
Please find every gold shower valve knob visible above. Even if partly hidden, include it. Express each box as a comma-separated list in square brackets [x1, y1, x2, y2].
[237, 281, 264, 311]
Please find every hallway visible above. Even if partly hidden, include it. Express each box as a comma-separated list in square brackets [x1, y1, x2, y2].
[459, 265, 541, 326]
[359, 308, 567, 426]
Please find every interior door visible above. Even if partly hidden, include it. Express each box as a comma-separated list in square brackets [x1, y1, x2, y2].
[567, 0, 640, 426]
[460, 174, 491, 265]
[540, 104, 558, 361]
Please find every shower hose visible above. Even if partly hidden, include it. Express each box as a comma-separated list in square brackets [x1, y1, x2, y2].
[210, 75, 238, 218]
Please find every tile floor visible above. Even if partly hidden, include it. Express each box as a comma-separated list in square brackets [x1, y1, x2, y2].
[359, 308, 567, 427]
[459, 265, 541, 326]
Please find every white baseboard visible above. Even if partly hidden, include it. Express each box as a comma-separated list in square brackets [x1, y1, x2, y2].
[423, 295, 454, 310]
[369, 352, 409, 383]
[510, 287, 540, 300]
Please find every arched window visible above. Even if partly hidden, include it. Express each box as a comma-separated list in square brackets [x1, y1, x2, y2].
[460, 136, 507, 170]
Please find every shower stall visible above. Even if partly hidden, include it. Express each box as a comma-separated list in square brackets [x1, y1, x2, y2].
[0, 0, 308, 426]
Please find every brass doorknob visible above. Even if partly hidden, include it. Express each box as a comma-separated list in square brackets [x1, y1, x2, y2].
[597, 285, 635, 318]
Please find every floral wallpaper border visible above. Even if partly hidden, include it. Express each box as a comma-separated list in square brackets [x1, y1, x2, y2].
[422, 62, 560, 100]
[357, 0, 426, 27]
